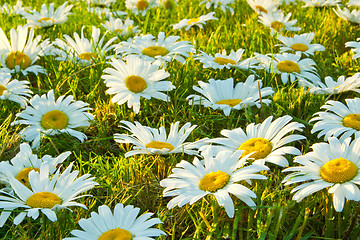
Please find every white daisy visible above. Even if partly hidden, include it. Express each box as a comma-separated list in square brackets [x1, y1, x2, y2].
[348, 0, 360, 7]
[114, 121, 206, 157]
[200, 0, 235, 14]
[0, 143, 70, 190]
[264, 53, 320, 85]
[333, 6, 360, 25]
[277, 33, 325, 56]
[12, 90, 94, 149]
[345, 38, 360, 60]
[246, 0, 279, 14]
[258, 10, 301, 35]
[0, 1, 29, 16]
[125, 0, 158, 16]
[311, 98, 360, 141]
[101, 56, 175, 114]
[101, 16, 140, 37]
[309, 73, 360, 95]
[204, 115, 305, 167]
[283, 137, 360, 212]
[53, 26, 117, 66]
[19, 2, 73, 28]
[0, 72, 32, 108]
[115, 32, 195, 66]
[160, 146, 269, 218]
[0, 162, 98, 227]
[302, 0, 341, 7]
[186, 76, 274, 116]
[171, 12, 218, 31]
[194, 49, 260, 70]
[63, 203, 165, 240]
[0, 25, 53, 76]
[160, 0, 177, 9]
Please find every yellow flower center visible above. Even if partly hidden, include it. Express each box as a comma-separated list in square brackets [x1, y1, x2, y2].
[164, 0, 174, 9]
[320, 158, 358, 183]
[41, 110, 69, 130]
[0, 85, 6, 96]
[199, 171, 230, 192]
[255, 5, 268, 13]
[213, 57, 237, 65]
[16, 167, 40, 189]
[291, 43, 309, 52]
[78, 52, 97, 61]
[6, 51, 31, 70]
[125, 75, 147, 93]
[98, 228, 133, 240]
[270, 21, 285, 32]
[145, 141, 175, 151]
[277, 60, 301, 73]
[136, 0, 149, 10]
[238, 137, 272, 160]
[141, 46, 169, 58]
[216, 99, 242, 107]
[343, 114, 360, 131]
[38, 17, 54, 23]
[26, 192, 62, 209]
[187, 18, 200, 25]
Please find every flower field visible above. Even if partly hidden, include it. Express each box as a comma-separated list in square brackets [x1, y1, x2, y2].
[0, 0, 360, 239]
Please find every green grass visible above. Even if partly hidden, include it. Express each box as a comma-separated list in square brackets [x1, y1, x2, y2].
[0, 0, 360, 239]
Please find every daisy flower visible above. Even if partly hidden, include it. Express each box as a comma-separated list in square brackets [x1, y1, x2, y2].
[0, 72, 32, 108]
[0, 1, 29, 15]
[311, 98, 360, 141]
[309, 73, 360, 95]
[0, 143, 70, 190]
[302, 0, 341, 7]
[64, 203, 165, 240]
[333, 6, 360, 25]
[258, 10, 301, 35]
[12, 90, 94, 149]
[101, 56, 174, 114]
[160, 0, 177, 9]
[346, 38, 360, 60]
[246, 0, 279, 14]
[205, 115, 305, 167]
[125, 0, 158, 16]
[264, 53, 320, 85]
[0, 162, 98, 227]
[200, 0, 235, 14]
[277, 33, 325, 56]
[186, 76, 274, 116]
[53, 26, 117, 66]
[101, 16, 140, 37]
[114, 121, 205, 157]
[19, 2, 73, 28]
[160, 146, 269, 218]
[194, 49, 260, 70]
[171, 12, 218, 31]
[283, 137, 360, 212]
[0, 25, 53, 76]
[348, 0, 360, 7]
[87, 6, 127, 19]
[115, 32, 195, 66]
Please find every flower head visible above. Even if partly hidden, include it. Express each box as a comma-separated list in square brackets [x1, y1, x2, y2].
[64, 203, 165, 240]
[19, 2, 73, 28]
[187, 76, 274, 116]
[247, 0, 279, 14]
[309, 73, 360, 95]
[125, 0, 158, 16]
[258, 10, 301, 35]
[334, 6, 360, 25]
[101, 17, 140, 37]
[0, 162, 98, 226]
[0, 72, 32, 108]
[171, 12, 218, 31]
[311, 98, 360, 141]
[277, 33, 325, 56]
[0, 25, 53, 75]
[114, 121, 205, 157]
[346, 38, 360, 60]
[302, 0, 341, 7]
[283, 137, 360, 212]
[204, 115, 305, 167]
[200, 0, 235, 14]
[12, 90, 94, 149]
[53, 26, 117, 66]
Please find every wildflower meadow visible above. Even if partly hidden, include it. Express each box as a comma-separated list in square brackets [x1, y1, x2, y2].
[1, 0, 360, 239]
